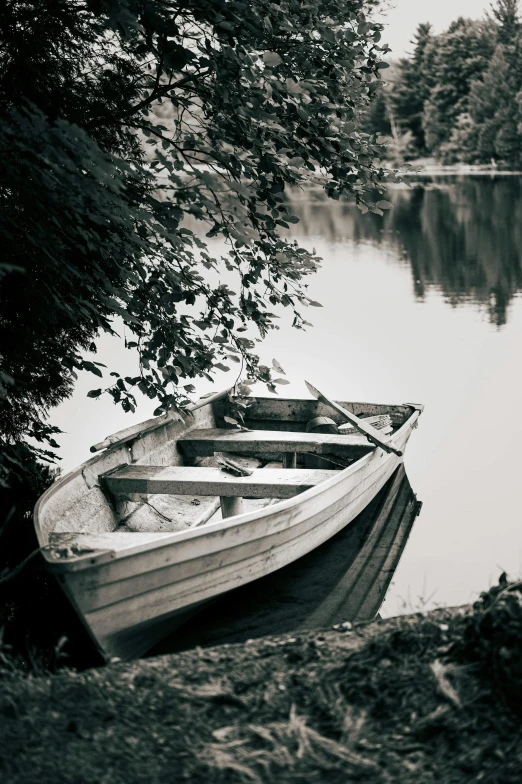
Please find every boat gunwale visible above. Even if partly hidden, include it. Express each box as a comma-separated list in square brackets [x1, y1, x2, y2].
[37, 402, 422, 573]
[89, 386, 235, 454]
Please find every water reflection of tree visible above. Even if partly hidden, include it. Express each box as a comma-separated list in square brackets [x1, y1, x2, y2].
[289, 177, 522, 326]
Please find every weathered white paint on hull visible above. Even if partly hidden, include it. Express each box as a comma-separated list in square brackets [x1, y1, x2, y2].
[35, 394, 422, 660]
[66, 450, 407, 658]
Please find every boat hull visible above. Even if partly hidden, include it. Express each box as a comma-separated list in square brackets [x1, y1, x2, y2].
[61, 430, 415, 659]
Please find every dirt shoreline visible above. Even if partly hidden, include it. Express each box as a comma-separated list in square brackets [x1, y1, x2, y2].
[2, 588, 521, 784]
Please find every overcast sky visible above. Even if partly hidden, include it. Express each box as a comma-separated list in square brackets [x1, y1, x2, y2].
[382, 0, 493, 58]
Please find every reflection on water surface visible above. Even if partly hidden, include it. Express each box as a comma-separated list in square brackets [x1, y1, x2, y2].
[290, 175, 522, 326]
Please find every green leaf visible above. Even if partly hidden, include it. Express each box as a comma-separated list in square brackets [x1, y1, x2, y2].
[273, 378, 290, 385]
[263, 51, 282, 67]
[308, 300, 323, 307]
[87, 389, 102, 398]
[285, 78, 302, 95]
[83, 361, 103, 377]
[376, 200, 393, 210]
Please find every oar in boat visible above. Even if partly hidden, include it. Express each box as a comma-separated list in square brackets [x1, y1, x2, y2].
[304, 381, 403, 457]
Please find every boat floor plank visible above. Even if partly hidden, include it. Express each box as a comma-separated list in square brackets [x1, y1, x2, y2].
[179, 428, 374, 458]
[103, 466, 339, 499]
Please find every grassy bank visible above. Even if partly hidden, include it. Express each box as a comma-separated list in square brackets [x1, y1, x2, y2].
[1, 578, 521, 784]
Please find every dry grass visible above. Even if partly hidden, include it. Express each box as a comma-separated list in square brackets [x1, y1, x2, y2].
[1, 582, 522, 784]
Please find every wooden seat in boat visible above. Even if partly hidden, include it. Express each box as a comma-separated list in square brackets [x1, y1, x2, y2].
[177, 428, 374, 459]
[102, 465, 338, 499]
[102, 464, 340, 519]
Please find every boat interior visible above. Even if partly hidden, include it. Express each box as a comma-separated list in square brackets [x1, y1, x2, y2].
[36, 395, 417, 559]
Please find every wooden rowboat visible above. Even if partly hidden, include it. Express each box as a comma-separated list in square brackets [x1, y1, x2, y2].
[34, 388, 423, 661]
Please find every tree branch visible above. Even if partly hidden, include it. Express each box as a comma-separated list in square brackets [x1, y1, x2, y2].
[123, 69, 211, 118]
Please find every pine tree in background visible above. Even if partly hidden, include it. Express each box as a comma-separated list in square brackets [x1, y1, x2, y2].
[421, 17, 495, 156]
[492, 0, 521, 44]
[391, 23, 434, 155]
[360, 88, 392, 139]
[465, 0, 522, 166]
[362, 0, 522, 165]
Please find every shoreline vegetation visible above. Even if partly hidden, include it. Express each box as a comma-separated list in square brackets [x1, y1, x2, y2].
[369, 1, 522, 170]
[2, 578, 522, 784]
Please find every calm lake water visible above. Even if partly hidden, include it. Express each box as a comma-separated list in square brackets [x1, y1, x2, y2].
[51, 174, 522, 617]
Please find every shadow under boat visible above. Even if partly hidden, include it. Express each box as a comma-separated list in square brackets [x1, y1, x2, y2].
[149, 464, 422, 656]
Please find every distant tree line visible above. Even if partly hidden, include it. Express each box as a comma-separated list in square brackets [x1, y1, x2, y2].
[366, 0, 522, 166]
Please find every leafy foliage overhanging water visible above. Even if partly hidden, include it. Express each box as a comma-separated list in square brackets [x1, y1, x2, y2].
[0, 0, 393, 495]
